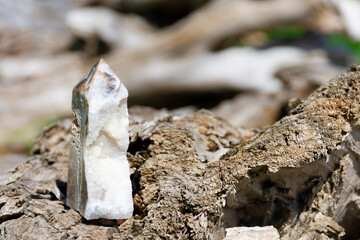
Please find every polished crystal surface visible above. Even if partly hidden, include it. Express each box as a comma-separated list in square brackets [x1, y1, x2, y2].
[66, 59, 133, 220]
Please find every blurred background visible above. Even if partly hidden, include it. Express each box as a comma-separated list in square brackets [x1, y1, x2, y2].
[0, 0, 360, 182]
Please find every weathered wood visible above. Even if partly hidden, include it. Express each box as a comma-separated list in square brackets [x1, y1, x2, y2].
[1, 66, 360, 239]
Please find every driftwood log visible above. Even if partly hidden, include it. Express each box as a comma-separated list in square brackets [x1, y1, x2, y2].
[0, 0, 344, 142]
[1, 66, 360, 239]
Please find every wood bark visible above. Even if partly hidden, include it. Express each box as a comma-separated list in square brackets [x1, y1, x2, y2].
[1, 67, 360, 239]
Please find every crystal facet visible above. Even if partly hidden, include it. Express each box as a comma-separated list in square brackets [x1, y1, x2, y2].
[66, 59, 133, 220]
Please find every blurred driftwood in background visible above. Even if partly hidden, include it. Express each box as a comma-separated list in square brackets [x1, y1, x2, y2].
[0, 0, 359, 158]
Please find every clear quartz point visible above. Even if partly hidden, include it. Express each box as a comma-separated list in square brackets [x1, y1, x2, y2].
[66, 59, 133, 220]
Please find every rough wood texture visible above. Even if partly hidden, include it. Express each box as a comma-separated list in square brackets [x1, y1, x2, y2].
[1, 66, 360, 239]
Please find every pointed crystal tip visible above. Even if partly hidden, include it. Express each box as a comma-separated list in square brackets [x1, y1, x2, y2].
[74, 59, 122, 95]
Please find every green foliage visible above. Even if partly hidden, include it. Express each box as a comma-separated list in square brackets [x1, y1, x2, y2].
[236, 25, 306, 47]
[267, 25, 306, 42]
[256, 26, 360, 64]
[3, 117, 61, 155]
[326, 34, 360, 63]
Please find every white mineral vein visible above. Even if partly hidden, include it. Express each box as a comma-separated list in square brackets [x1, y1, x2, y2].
[66, 59, 133, 220]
